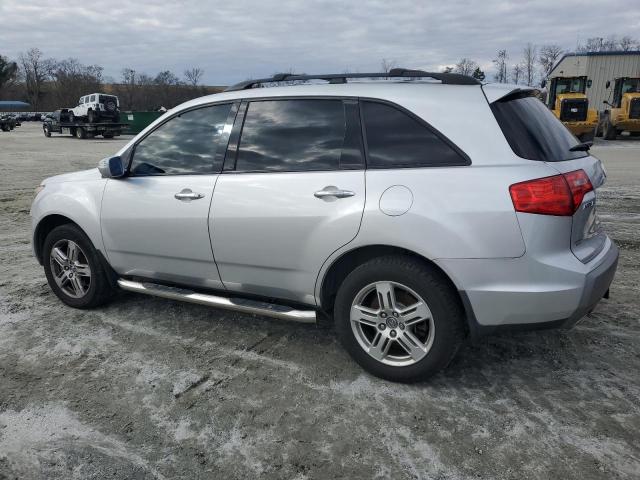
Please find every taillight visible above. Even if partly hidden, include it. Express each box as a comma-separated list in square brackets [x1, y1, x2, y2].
[509, 169, 593, 216]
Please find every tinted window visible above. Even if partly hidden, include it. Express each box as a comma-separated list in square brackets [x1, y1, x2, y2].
[491, 94, 586, 162]
[362, 101, 468, 168]
[130, 104, 233, 175]
[235, 100, 360, 172]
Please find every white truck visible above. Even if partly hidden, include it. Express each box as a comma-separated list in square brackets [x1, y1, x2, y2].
[70, 93, 120, 123]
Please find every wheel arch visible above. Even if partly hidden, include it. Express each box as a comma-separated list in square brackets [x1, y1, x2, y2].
[318, 244, 469, 333]
[33, 214, 83, 264]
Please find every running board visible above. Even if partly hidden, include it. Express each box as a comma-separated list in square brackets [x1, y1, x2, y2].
[117, 279, 316, 323]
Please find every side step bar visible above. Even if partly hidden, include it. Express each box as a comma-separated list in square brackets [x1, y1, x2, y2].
[117, 279, 316, 323]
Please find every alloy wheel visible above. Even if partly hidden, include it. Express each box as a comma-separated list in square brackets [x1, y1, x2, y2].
[49, 239, 92, 298]
[350, 281, 435, 367]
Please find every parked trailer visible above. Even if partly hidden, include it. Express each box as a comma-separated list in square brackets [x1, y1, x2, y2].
[43, 109, 127, 139]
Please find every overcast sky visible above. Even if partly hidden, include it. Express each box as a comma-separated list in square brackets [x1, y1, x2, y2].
[1, 0, 639, 85]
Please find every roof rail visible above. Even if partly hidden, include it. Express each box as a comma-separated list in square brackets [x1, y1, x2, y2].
[225, 68, 480, 91]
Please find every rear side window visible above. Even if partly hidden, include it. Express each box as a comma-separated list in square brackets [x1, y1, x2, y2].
[361, 101, 468, 168]
[130, 103, 233, 175]
[235, 99, 362, 172]
[490, 93, 587, 162]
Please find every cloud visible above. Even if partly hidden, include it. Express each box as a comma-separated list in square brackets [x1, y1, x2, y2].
[1, 0, 639, 85]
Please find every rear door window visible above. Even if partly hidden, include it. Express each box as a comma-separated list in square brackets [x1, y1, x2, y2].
[490, 93, 587, 162]
[361, 101, 469, 168]
[234, 99, 363, 172]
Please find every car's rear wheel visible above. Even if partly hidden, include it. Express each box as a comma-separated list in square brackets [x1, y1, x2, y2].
[43, 126, 51, 137]
[88, 110, 96, 123]
[76, 127, 86, 139]
[334, 256, 465, 382]
[43, 224, 115, 308]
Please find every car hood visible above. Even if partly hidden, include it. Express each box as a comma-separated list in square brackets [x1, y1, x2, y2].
[43, 168, 102, 184]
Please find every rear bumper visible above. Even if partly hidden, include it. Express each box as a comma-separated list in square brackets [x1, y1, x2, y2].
[564, 241, 618, 328]
[440, 238, 619, 337]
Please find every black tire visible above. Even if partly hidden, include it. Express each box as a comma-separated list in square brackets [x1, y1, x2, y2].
[334, 256, 465, 383]
[43, 126, 51, 137]
[43, 224, 115, 309]
[88, 110, 96, 123]
[603, 116, 617, 140]
[76, 127, 86, 139]
[68, 111, 75, 123]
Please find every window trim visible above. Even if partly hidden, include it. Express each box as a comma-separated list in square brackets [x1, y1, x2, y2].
[125, 101, 238, 177]
[222, 96, 366, 175]
[359, 98, 472, 169]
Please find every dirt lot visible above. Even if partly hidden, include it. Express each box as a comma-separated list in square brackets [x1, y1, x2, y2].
[1, 123, 639, 479]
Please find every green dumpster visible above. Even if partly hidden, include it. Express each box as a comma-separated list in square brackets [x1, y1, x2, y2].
[119, 111, 164, 135]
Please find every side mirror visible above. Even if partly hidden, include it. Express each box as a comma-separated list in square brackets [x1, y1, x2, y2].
[605, 80, 611, 89]
[98, 156, 125, 178]
[540, 79, 547, 88]
[587, 79, 592, 88]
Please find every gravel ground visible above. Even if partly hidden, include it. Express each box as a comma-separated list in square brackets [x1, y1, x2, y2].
[1, 123, 639, 479]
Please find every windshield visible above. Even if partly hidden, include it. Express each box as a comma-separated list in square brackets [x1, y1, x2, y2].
[490, 93, 587, 162]
[555, 77, 586, 94]
[622, 79, 640, 94]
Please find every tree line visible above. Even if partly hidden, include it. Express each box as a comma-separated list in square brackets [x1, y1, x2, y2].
[0, 48, 222, 112]
[1, 36, 638, 111]
[442, 35, 638, 87]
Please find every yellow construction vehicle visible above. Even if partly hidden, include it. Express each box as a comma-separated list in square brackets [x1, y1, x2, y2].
[545, 76, 599, 141]
[601, 77, 640, 140]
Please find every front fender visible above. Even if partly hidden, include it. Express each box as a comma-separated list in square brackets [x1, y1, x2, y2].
[31, 179, 108, 261]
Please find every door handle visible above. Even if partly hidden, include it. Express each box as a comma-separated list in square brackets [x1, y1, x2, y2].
[314, 186, 356, 199]
[174, 188, 205, 201]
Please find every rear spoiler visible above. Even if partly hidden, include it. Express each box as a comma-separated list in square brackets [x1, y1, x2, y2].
[482, 84, 540, 103]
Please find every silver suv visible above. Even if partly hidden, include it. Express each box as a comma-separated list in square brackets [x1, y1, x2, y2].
[30, 69, 618, 382]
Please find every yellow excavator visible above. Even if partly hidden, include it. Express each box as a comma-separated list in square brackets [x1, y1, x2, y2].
[601, 77, 640, 140]
[545, 76, 599, 141]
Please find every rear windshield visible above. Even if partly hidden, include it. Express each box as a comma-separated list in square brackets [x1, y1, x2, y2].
[490, 92, 587, 162]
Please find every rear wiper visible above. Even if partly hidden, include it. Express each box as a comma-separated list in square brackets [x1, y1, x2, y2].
[569, 141, 592, 152]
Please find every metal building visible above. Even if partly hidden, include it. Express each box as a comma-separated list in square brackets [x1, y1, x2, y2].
[549, 51, 640, 112]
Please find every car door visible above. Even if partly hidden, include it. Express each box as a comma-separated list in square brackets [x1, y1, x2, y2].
[101, 102, 237, 290]
[210, 98, 366, 305]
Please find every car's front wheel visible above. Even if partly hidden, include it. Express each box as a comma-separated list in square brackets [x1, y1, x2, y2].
[43, 224, 115, 308]
[334, 256, 465, 382]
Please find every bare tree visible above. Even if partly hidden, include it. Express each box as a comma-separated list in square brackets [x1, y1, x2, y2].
[511, 64, 524, 84]
[522, 43, 537, 86]
[19, 48, 53, 111]
[454, 58, 478, 76]
[619, 36, 637, 51]
[48, 58, 103, 107]
[120, 68, 137, 110]
[493, 50, 508, 83]
[538, 44, 563, 80]
[578, 36, 620, 53]
[184, 67, 204, 86]
[441, 66, 454, 73]
[381, 58, 398, 73]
